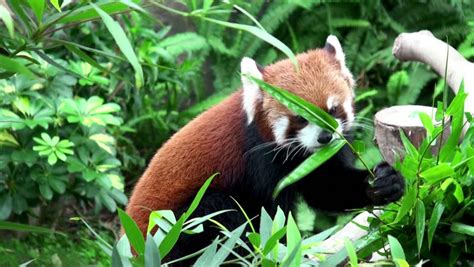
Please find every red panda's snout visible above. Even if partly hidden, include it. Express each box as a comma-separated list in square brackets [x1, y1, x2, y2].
[241, 35, 355, 155]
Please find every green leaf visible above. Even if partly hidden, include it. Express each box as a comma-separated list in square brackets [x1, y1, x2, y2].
[203, 17, 298, 69]
[260, 208, 273, 247]
[50, 0, 61, 12]
[388, 235, 405, 263]
[0, 194, 12, 220]
[344, 238, 359, 267]
[428, 203, 444, 250]
[420, 163, 455, 183]
[90, 3, 144, 89]
[0, 131, 19, 147]
[0, 56, 37, 78]
[118, 208, 145, 255]
[0, 220, 63, 235]
[248, 232, 261, 247]
[399, 129, 418, 157]
[273, 139, 345, 198]
[263, 226, 287, 255]
[145, 233, 161, 267]
[250, 77, 338, 131]
[393, 186, 416, 223]
[213, 223, 247, 265]
[285, 213, 301, 267]
[419, 112, 434, 137]
[450, 222, 474, 236]
[0, 5, 14, 37]
[27, 0, 45, 22]
[194, 238, 218, 266]
[387, 71, 409, 104]
[182, 174, 216, 221]
[39, 184, 53, 200]
[415, 200, 425, 254]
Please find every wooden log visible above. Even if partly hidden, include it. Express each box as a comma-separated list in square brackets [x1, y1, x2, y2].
[374, 105, 450, 166]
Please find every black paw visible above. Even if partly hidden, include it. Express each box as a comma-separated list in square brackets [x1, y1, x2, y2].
[366, 162, 405, 205]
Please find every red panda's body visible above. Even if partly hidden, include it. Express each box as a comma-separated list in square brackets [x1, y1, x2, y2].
[126, 36, 405, 262]
[126, 92, 247, 232]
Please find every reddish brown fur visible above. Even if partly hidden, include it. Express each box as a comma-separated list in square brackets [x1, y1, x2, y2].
[126, 92, 246, 234]
[126, 49, 353, 234]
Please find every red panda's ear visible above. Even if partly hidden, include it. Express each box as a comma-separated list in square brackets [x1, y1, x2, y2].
[241, 57, 263, 124]
[325, 35, 355, 89]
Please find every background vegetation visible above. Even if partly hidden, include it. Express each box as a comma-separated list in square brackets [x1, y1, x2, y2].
[1, 0, 474, 266]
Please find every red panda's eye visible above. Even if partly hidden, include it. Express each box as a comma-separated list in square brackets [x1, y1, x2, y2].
[295, 115, 308, 125]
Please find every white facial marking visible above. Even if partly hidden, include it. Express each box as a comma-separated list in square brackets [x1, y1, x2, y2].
[343, 99, 354, 130]
[272, 116, 289, 144]
[297, 123, 323, 151]
[241, 57, 263, 124]
[326, 96, 339, 111]
[326, 35, 355, 90]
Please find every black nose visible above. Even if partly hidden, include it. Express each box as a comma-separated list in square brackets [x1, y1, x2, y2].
[317, 130, 333, 144]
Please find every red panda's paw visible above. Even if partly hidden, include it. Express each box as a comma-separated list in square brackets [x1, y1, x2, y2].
[366, 162, 405, 205]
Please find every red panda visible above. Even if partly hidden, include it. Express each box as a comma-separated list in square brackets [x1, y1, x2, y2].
[126, 35, 405, 260]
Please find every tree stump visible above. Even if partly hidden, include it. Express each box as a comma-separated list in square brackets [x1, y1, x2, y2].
[374, 105, 450, 165]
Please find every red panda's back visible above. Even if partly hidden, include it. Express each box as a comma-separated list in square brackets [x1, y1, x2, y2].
[126, 91, 246, 233]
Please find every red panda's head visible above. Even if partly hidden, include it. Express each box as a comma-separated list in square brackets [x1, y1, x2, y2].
[241, 35, 355, 153]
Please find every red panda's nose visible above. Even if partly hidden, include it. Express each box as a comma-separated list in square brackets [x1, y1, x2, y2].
[317, 130, 333, 144]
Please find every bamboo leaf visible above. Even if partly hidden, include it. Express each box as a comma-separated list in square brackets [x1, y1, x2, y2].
[0, 5, 14, 37]
[428, 203, 444, 250]
[90, 3, 143, 89]
[273, 139, 345, 198]
[344, 238, 359, 267]
[117, 208, 145, 255]
[0, 56, 37, 78]
[415, 200, 425, 254]
[388, 235, 406, 262]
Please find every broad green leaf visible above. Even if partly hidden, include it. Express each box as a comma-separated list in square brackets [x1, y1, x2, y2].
[440, 86, 467, 161]
[393, 186, 416, 223]
[27, 0, 45, 23]
[144, 234, 161, 267]
[250, 77, 338, 131]
[388, 235, 406, 263]
[0, 56, 37, 78]
[0, 194, 12, 220]
[344, 238, 359, 267]
[203, 17, 298, 69]
[415, 200, 425, 254]
[440, 178, 464, 203]
[285, 213, 301, 267]
[91, 3, 144, 88]
[420, 163, 455, 183]
[248, 232, 261, 247]
[428, 203, 444, 250]
[450, 222, 474, 236]
[0, 131, 19, 147]
[273, 139, 345, 198]
[118, 208, 145, 255]
[282, 242, 302, 267]
[0, 5, 14, 37]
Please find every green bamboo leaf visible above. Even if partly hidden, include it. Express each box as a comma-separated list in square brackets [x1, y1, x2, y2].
[90, 3, 144, 89]
[450, 222, 474, 236]
[420, 163, 455, 183]
[0, 5, 14, 37]
[0, 220, 63, 235]
[144, 233, 161, 267]
[263, 226, 286, 255]
[428, 203, 444, 250]
[344, 238, 359, 267]
[393, 186, 416, 223]
[250, 77, 338, 131]
[415, 200, 425, 254]
[419, 112, 434, 137]
[117, 208, 145, 255]
[285, 213, 301, 267]
[388, 235, 406, 262]
[50, 0, 61, 12]
[182, 174, 216, 221]
[27, 0, 45, 23]
[203, 17, 298, 69]
[273, 139, 345, 198]
[57, 2, 131, 24]
[399, 129, 418, 157]
[159, 216, 185, 258]
[0, 56, 37, 78]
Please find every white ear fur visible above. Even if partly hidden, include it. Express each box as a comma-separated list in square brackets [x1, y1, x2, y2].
[326, 35, 355, 90]
[241, 57, 263, 124]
